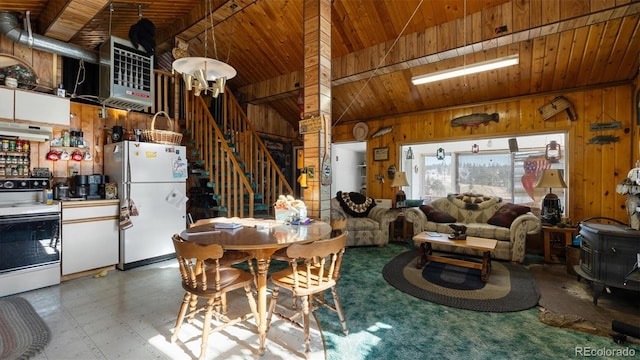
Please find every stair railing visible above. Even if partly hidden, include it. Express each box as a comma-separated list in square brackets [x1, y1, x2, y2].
[185, 92, 255, 218]
[222, 89, 294, 214]
[153, 69, 293, 218]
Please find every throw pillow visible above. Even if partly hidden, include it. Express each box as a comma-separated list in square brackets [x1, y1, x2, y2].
[487, 203, 531, 228]
[336, 191, 376, 217]
[419, 204, 456, 223]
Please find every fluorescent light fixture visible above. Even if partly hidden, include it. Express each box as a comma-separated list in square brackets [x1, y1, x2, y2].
[411, 54, 519, 85]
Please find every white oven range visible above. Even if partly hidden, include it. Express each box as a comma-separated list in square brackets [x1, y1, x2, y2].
[0, 178, 61, 297]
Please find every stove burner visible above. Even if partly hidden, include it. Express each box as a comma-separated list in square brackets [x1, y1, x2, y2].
[0, 178, 50, 191]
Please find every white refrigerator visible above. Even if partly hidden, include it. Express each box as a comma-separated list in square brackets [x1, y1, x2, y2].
[104, 141, 188, 270]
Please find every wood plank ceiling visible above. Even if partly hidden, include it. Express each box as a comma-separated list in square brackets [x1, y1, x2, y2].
[1, 0, 639, 129]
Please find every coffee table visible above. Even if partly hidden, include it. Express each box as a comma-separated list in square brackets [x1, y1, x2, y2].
[412, 232, 498, 282]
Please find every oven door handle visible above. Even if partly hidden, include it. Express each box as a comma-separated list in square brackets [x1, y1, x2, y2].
[0, 213, 60, 224]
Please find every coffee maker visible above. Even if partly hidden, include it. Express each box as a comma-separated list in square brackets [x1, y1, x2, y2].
[71, 174, 108, 199]
[87, 175, 108, 199]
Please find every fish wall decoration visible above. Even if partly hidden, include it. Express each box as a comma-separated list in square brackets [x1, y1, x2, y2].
[588, 135, 620, 144]
[371, 126, 393, 138]
[450, 113, 499, 128]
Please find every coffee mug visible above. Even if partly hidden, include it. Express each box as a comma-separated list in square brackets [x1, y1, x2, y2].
[46, 150, 60, 161]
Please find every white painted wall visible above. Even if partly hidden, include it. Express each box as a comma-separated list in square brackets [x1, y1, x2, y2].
[331, 142, 366, 197]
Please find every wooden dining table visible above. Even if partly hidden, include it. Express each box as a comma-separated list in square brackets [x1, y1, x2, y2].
[180, 218, 332, 354]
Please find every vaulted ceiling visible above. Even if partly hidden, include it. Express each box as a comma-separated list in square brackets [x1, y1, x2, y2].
[1, 0, 639, 129]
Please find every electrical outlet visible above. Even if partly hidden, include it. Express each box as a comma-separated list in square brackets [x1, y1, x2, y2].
[307, 166, 315, 179]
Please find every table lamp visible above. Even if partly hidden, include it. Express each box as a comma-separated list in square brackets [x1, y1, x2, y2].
[535, 169, 567, 225]
[391, 171, 409, 208]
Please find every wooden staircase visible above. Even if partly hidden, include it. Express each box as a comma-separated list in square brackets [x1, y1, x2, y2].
[152, 69, 293, 219]
[181, 87, 293, 219]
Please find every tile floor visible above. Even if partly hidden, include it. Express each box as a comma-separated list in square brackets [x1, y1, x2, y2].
[16, 260, 324, 360]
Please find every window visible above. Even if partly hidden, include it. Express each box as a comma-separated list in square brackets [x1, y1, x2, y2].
[401, 134, 567, 211]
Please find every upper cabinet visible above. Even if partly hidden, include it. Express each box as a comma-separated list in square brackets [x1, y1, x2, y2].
[0, 87, 14, 119]
[11, 89, 70, 126]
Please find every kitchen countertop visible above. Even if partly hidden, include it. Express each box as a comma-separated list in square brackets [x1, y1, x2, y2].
[61, 199, 120, 208]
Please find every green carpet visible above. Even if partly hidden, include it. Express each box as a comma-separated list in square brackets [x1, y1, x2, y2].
[314, 242, 640, 360]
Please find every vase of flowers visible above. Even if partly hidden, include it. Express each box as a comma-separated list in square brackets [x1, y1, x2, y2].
[616, 165, 640, 230]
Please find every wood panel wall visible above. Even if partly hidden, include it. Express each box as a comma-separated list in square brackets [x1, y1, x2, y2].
[27, 103, 160, 183]
[246, 103, 299, 140]
[332, 83, 639, 225]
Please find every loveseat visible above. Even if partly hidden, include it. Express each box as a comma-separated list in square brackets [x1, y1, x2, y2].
[331, 192, 398, 247]
[405, 193, 541, 263]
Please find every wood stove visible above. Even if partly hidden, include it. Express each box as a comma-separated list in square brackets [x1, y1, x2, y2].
[577, 222, 640, 304]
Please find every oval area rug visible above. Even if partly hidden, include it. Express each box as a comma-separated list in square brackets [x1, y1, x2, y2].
[0, 296, 50, 360]
[382, 250, 540, 312]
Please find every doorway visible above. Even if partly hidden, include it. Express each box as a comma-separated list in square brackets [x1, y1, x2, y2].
[331, 142, 366, 197]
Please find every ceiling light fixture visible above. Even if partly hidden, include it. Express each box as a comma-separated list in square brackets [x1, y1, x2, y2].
[411, 54, 519, 85]
[171, 0, 237, 97]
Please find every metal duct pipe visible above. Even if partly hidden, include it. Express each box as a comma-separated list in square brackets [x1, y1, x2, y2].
[0, 11, 98, 64]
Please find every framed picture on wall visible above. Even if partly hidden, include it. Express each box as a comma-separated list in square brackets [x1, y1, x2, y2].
[373, 147, 388, 161]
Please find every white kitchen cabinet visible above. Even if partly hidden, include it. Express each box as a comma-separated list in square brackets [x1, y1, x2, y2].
[62, 200, 119, 276]
[0, 87, 14, 119]
[14, 89, 70, 125]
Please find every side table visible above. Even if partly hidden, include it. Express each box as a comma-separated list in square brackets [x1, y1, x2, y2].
[542, 225, 579, 263]
[390, 208, 411, 243]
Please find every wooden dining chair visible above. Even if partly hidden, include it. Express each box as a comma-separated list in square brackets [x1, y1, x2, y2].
[189, 218, 256, 311]
[170, 234, 258, 360]
[266, 232, 349, 358]
[271, 217, 347, 310]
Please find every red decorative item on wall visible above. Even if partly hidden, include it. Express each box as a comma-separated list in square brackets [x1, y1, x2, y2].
[471, 144, 479, 153]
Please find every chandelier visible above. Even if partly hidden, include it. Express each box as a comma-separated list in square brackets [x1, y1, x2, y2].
[171, 0, 237, 97]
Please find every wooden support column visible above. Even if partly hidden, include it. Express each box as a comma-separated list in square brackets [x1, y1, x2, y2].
[301, 0, 332, 221]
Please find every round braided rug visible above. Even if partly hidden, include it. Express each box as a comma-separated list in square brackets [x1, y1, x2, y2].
[382, 250, 540, 312]
[0, 296, 50, 360]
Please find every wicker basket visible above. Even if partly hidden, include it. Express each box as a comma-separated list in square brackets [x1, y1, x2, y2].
[142, 111, 183, 145]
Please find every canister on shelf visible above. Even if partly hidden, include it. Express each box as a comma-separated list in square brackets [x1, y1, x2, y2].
[70, 130, 77, 147]
[63, 130, 70, 147]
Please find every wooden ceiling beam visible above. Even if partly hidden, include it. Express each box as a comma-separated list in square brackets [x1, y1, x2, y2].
[41, 0, 110, 42]
[156, 0, 257, 55]
[239, 2, 640, 104]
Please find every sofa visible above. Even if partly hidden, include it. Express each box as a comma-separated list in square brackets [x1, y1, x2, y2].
[405, 193, 541, 263]
[331, 192, 398, 247]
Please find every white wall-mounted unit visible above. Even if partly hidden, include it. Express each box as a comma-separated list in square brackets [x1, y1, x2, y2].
[99, 36, 153, 111]
[14, 90, 70, 126]
[0, 87, 14, 119]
